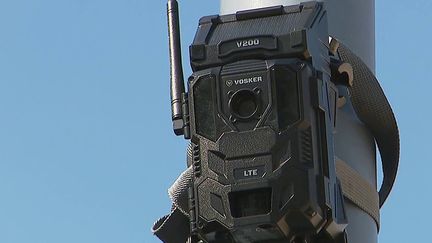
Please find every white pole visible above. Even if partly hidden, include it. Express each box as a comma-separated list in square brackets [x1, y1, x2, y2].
[221, 0, 305, 13]
[220, 1, 378, 243]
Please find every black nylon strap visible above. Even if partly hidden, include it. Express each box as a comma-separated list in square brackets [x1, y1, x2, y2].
[152, 208, 190, 243]
[168, 167, 193, 215]
[152, 168, 193, 243]
[336, 157, 380, 228]
[337, 44, 400, 207]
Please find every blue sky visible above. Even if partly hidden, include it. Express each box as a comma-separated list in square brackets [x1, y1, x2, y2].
[0, 1, 430, 242]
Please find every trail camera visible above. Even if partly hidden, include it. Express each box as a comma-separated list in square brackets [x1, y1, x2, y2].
[166, 1, 353, 242]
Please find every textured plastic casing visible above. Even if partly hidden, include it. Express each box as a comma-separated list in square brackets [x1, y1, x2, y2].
[186, 2, 347, 242]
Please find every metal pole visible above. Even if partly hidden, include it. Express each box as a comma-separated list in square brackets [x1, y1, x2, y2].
[220, 1, 378, 243]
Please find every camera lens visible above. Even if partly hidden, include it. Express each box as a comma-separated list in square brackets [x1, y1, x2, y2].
[229, 90, 259, 120]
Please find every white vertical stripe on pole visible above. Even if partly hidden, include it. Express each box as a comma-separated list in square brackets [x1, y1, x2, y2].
[219, 1, 379, 243]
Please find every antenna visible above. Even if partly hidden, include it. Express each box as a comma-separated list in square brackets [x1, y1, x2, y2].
[167, 0, 185, 135]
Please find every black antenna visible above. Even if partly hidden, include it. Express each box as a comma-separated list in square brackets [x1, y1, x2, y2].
[167, 0, 185, 135]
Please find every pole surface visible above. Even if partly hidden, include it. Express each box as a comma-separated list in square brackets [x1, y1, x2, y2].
[220, 1, 378, 243]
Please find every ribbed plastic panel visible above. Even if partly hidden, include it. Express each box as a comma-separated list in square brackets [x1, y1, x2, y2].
[221, 60, 267, 76]
[301, 128, 313, 163]
[209, 13, 310, 44]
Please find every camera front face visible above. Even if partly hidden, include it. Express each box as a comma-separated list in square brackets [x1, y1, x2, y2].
[188, 59, 322, 242]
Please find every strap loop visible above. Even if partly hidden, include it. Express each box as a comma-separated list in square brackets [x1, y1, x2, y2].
[337, 43, 400, 207]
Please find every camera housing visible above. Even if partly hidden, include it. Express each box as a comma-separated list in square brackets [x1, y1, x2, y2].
[174, 2, 348, 242]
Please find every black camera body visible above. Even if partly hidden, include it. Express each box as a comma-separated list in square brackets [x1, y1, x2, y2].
[178, 2, 347, 242]
[159, 0, 400, 241]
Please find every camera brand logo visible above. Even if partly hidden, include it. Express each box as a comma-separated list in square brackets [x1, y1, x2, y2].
[226, 76, 263, 87]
